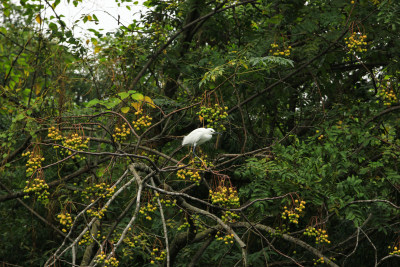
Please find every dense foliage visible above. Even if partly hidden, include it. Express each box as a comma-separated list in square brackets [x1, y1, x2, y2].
[1, 0, 400, 266]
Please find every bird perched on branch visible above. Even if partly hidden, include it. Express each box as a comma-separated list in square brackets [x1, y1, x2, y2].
[182, 128, 221, 159]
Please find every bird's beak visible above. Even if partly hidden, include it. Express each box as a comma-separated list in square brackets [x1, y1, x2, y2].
[215, 131, 222, 135]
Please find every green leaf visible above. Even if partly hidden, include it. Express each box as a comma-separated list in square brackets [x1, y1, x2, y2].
[86, 99, 100, 107]
[121, 106, 130, 113]
[117, 92, 130, 100]
[131, 92, 144, 101]
[103, 97, 121, 109]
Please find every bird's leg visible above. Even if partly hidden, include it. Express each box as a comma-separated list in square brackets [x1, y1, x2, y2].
[192, 144, 198, 158]
[192, 144, 202, 162]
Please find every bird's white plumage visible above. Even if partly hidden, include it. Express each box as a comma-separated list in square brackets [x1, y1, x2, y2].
[182, 128, 217, 146]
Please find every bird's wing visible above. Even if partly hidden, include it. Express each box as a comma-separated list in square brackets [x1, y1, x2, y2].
[182, 135, 190, 146]
[182, 128, 205, 146]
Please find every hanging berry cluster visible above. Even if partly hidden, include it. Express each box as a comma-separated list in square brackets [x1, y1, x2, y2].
[78, 231, 92, 246]
[159, 197, 177, 207]
[378, 77, 398, 106]
[95, 251, 119, 267]
[269, 43, 292, 57]
[210, 185, 240, 208]
[210, 178, 240, 223]
[177, 166, 201, 185]
[281, 199, 306, 225]
[113, 123, 131, 142]
[177, 218, 190, 231]
[48, 126, 90, 160]
[313, 257, 327, 265]
[81, 181, 115, 200]
[60, 133, 90, 160]
[389, 246, 400, 255]
[139, 202, 157, 221]
[23, 173, 50, 203]
[132, 109, 152, 131]
[215, 232, 234, 245]
[304, 226, 331, 245]
[150, 247, 167, 264]
[176, 213, 206, 232]
[268, 225, 289, 237]
[86, 205, 108, 219]
[47, 126, 63, 141]
[197, 104, 228, 131]
[78, 229, 103, 246]
[57, 212, 73, 233]
[345, 32, 367, 54]
[388, 239, 400, 256]
[123, 228, 146, 248]
[22, 150, 44, 177]
[139, 150, 157, 163]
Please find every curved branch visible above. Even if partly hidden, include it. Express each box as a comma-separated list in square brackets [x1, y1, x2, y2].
[345, 199, 400, 210]
[232, 222, 339, 267]
[180, 200, 248, 266]
[365, 105, 400, 125]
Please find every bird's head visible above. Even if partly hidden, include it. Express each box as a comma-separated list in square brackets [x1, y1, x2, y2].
[207, 128, 221, 135]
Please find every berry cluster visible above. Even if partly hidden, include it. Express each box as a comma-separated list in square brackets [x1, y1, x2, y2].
[22, 151, 44, 177]
[209, 186, 240, 208]
[86, 206, 108, 219]
[313, 257, 326, 265]
[60, 133, 90, 160]
[150, 248, 166, 264]
[78, 229, 105, 246]
[197, 104, 228, 131]
[316, 130, 325, 140]
[281, 199, 306, 225]
[139, 203, 157, 221]
[268, 225, 289, 237]
[132, 110, 152, 131]
[176, 214, 206, 232]
[78, 230, 94, 246]
[57, 212, 73, 232]
[123, 229, 146, 248]
[82, 182, 115, 200]
[177, 166, 201, 185]
[389, 245, 400, 255]
[345, 32, 367, 54]
[378, 79, 398, 106]
[48, 126, 64, 141]
[215, 232, 234, 245]
[159, 197, 176, 207]
[139, 150, 157, 163]
[269, 43, 292, 57]
[23, 176, 50, 203]
[304, 226, 331, 245]
[221, 210, 240, 223]
[113, 123, 131, 142]
[210, 184, 240, 223]
[95, 251, 119, 267]
[380, 88, 397, 106]
[177, 219, 190, 231]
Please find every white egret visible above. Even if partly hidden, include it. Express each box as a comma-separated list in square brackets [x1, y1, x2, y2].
[182, 128, 221, 158]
